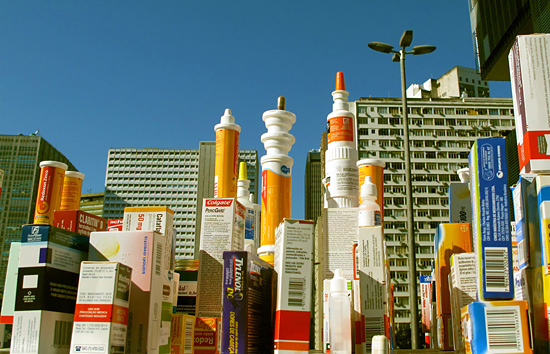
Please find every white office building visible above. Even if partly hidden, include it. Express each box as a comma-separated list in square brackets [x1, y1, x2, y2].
[103, 143, 258, 259]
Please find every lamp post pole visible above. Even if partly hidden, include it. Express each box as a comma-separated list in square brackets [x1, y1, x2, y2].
[368, 31, 436, 350]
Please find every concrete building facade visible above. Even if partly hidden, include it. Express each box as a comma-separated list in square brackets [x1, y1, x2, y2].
[350, 96, 515, 326]
[305, 149, 323, 222]
[0, 134, 77, 300]
[102, 144, 258, 259]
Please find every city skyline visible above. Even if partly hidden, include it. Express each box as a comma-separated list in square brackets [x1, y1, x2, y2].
[1, 2, 513, 220]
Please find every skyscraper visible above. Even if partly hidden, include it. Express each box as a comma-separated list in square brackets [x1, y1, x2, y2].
[468, 0, 550, 80]
[103, 144, 258, 259]
[0, 134, 77, 300]
[349, 69, 515, 328]
[305, 149, 323, 222]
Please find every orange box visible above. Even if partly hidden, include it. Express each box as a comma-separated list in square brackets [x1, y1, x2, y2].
[194, 317, 220, 354]
[435, 223, 472, 317]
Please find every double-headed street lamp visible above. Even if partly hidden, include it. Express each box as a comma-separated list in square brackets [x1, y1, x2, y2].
[368, 30, 436, 349]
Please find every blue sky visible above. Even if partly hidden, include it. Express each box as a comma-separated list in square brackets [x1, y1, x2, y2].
[1, 1, 512, 219]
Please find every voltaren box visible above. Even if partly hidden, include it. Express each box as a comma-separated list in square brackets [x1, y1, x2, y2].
[221, 251, 277, 354]
[70, 262, 132, 354]
[322, 208, 358, 280]
[89, 230, 164, 354]
[357, 225, 386, 353]
[469, 138, 514, 300]
[461, 301, 533, 354]
[0, 242, 20, 324]
[54, 210, 107, 236]
[449, 253, 477, 352]
[449, 183, 471, 223]
[123, 206, 175, 271]
[509, 34, 550, 174]
[11, 225, 89, 354]
[273, 219, 314, 354]
[435, 223, 472, 317]
[171, 314, 195, 354]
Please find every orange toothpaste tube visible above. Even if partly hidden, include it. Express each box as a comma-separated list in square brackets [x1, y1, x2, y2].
[261, 159, 293, 249]
[258, 97, 296, 264]
[214, 109, 241, 198]
[34, 161, 68, 225]
[60, 171, 85, 211]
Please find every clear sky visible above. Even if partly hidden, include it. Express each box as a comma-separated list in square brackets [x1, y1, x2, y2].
[1, 1, 512, 220]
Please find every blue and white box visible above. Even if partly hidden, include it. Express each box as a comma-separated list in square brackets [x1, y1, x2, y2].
[469, 138, 514, 300]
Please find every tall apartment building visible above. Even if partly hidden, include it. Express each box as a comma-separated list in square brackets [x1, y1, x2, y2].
[468, 0, 550, 80]
[0, 134, 77, 300]
[102, 143, 258, 259]
[350, 87, 515, 327]
[305, 149, 323, 222]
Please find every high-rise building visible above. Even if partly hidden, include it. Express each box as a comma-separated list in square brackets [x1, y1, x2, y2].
[468, 0, 550, 80]
[350, 92, 515, 327]
[102, 144, 258, 259]
[0, 134, 77, 300]
[80, 192, 104, 217]
[305, 149, 323, 222]
[406, 66, 490, 99]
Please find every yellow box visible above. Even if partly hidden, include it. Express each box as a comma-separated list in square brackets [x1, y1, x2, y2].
[435, 223, 472, 317]
[171, 314, 195, 354]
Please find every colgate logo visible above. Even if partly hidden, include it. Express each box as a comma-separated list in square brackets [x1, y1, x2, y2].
[206, 199, 233, 207]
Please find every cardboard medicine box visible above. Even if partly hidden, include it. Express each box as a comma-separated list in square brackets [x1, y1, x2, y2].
[171, 313, 195, 354]
[509, 33, 550, 174]
[221, 250, 277, 354]
[461, 301, 533, 354]
[435, 223, 472, 317]
[89, 230, 165, 354]
[54, 209, 107, 236]
[469, 138, 514, 300]
[70, 262, 132, 354]
[123, 206, 175, 271]
[273, 219, 314, 354]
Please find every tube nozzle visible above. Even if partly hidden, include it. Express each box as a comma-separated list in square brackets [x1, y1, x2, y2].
[238, 161, 248, 180]
[335, 72, 345, 91]
[277, 96, 286, 110]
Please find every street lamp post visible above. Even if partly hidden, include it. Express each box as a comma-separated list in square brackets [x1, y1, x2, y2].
[368, 30, 436, 350]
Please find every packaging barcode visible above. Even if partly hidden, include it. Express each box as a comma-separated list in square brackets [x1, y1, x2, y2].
[485, 306, 523, 352]
[364, 317, 384, 351]
[484, 247, 510, 293]
[184, 318, 194, 353]
[155, 244, 163, 276]
[54, 320, 73, 347]
[287, 277, 305, 307]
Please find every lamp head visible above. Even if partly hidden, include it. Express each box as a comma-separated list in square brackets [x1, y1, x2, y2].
[368, 42, 394, 54]
[399, 30, 413, 47]
[412, 45, 436, 55]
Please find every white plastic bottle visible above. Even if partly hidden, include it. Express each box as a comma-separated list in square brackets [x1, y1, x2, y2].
[324, 72, 359, 208]
[358, 176, 382, 227]
[329, 269, 352, 354]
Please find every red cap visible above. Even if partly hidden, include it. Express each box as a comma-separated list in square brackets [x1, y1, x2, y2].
[335, 72, 345, 91]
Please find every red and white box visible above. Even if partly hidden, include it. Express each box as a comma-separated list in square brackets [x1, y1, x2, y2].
[54, 210, 107, 236]
[107, 219, 123, 231]
[509, 34, 550, 173]
[70, 262, 131, 354]
[274, 219, 314, 354]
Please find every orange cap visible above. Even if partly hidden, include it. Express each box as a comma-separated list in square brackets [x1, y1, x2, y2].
[335, 71, 345, 91]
